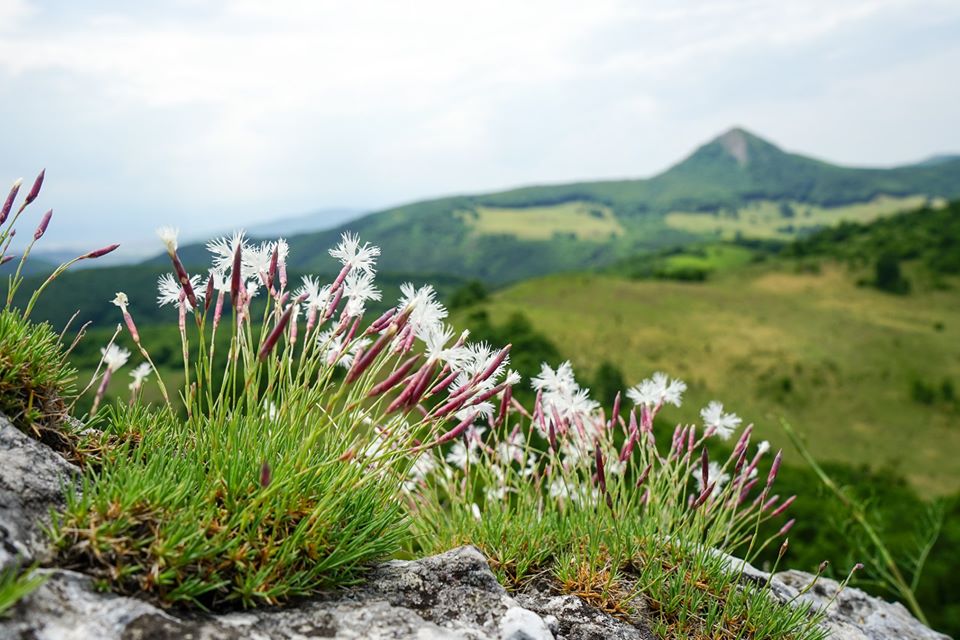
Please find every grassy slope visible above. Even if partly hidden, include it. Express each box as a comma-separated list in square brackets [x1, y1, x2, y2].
[458, 266, 960, 495]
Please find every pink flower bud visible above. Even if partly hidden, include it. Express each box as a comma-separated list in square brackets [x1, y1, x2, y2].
[24, 169, 44, 205]
[495, 385, 512, 427]
[267, 246, 279, 291]
[0, 255, 14, 266]
[766, 450, 783, 488]
[230, 243, 242, 308]
[347, 326, 399, 384]
[777, 518, 796, 536]
[770, 495, 796, 517]
[260, 460, 272, 488]
[609, 391, 621, 429]
[700, 448, 709, 490]
[0, 179, 21, 224]
[635, 463, 652, 488]
[595, 446, 607, 493]
[33, 209, 52, 240]
[258, 305, 294, 361]
[204, 274, 215, 314]
[83, 243, 120, 259]
[419, 411, 478, 451]
[367, 355, 421, 397]
[475, 344, 511, 385]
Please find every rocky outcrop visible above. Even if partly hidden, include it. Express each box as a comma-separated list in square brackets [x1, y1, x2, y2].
[0, 417, 77, 574]
[0, 414, 951, 639]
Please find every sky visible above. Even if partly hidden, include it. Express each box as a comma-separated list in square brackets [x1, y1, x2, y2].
[1, 0, 959, 258]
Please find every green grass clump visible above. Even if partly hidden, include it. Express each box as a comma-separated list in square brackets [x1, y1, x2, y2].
[52, 405, 407, 607]
[0, 309, 75, 444]
[411, 364, 834, 639]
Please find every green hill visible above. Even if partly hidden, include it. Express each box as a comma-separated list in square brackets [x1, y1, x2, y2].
[165, 127, 960, 283]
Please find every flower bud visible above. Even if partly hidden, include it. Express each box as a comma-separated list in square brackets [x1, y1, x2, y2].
[34, 209, 52, 240]
[0, 178, 21, 224]
[260, 460, 272, 488]
[258, 305, 294, 361]
[83, 244, 120, 259]
[24, 169, 44, 206]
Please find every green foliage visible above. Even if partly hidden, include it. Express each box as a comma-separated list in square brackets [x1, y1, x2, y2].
[874, 253, 911, 294]
[0, 566, 46, 618]
[787, 200, 960, 278]
[591, 361, 626, 407]
[0, 309, 75, 444]
[448, 280, 488, 309]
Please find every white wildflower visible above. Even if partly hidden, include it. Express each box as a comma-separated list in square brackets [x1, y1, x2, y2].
[111, 292, 129, 311]
[627, 371, 686, 408]
[206, 230, 248, 273]
[329, 232, 380, 274]
[244, 241, 275, 281]
[471, 503, 482, 521]
[127, 362, 151, 391]
[422, 324, 468, 367]
[757, 440, 771, 456]
[700, 401, 742, 440]
[101, 344, 130, 373]
[207, 268, 230, 293]
[157, 273, 204, 311]
[399, 283, 448, 340]
[446, 441, 479, 469]
[531, 361, 599, 428]
[343, 270, 380, 317]
[156, 226, 179, 253]
[296, 275, 332, 310]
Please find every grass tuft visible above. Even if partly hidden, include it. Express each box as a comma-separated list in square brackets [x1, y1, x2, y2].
[0, 309, 75, 448]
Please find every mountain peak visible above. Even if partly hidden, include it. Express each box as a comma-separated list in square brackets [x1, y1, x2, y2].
[710, 127, 782, 167]
[716, 128, 750, 166]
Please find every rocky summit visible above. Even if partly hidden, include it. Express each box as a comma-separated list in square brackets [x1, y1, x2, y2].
[0, 415, 949, 640]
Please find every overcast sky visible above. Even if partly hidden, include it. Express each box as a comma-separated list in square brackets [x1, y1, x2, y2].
[1, 0, 959, 257]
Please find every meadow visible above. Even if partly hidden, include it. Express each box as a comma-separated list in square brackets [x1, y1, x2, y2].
[663, 195, 938, 241]
[460, 263, 960, 496]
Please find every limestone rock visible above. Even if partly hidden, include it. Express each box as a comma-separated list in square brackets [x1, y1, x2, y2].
[770, 570, 950, 640]
[0, 416, 78, 573]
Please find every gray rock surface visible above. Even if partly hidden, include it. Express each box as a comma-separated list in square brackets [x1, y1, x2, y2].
[514, 591, 657, 640]
[1, 547, 558, 640]
[720, 552, 951, 640]
[0, 417, 78, 573]
[770, 570, 950, 640]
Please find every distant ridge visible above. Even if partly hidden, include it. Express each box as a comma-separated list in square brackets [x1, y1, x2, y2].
[161, 127, 960, 283]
